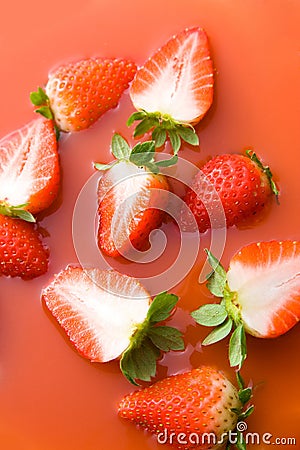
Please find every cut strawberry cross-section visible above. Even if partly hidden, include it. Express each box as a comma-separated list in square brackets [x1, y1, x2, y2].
[42, 266, 184, 384]
[95, 134, 175, 258]
[191, 241, 300, 368]
[0, 117, 60, 218]
[128, 27, 214, 153]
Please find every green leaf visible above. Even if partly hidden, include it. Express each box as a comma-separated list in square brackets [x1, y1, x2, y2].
[148, 326, 184, 351]
[236, 431, 247, 450]
[236, 371, 245, 390]
[202, 318, 233, 345]
[155, 154, 178, 168]
[144, 162, 160, 174]
[111, 134, 131, 160]
[126, 110, 147, 127]
[30, 87, 49, 106]
[94, 161, 116, 171]
[246, 149, 279, 197]
[130, 141, 156, 166]
[14, 209, 36, 223]
[191, 303, 228, 327]
[0, 203, 36, 223]
[35, 106, 54, 120]
[131, 141, 156, 156]
[239, 405, 254, 419]
[168, 129, 181, 154]
[120, 348, 139, 385]
[120, 337, 160, 385]
[147, 292, 179, 323]
[229, 324, 247, 368]
[239, 387, 252, 405]
[177, 125, 199, 146]
[205, 249, 227, 297]
[152, 127, 167, 148]
[133, 117, 158, 137]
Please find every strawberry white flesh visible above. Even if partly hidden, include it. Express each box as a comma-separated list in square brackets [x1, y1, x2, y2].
[0, 118, 58, 211]
[98, 160, 169, 255]
[130, 27, 213, 124]
[227, 241, 300, 338]
[42, 266, 151, 362]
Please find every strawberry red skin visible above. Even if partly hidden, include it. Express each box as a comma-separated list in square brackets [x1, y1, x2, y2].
[183, 154, 273, 233]
[119, 366, 241, 450]
[97, 163, 169, 257]
[46, 58, 137, 132]
[0, 118, 60, 214]
[0, 215, 49, 279]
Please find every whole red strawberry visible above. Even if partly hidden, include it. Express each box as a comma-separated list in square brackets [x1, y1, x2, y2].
[31, 58, 137, 132]
[0, 215, 49, 279]
[0, 117, 60, 216]
[183, 151, 278, 232]
[95, 134, 174, 257]
[119, 366, 253, 450]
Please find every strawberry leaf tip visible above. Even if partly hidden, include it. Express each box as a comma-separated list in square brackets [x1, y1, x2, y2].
[30, 87, 60, 140]
[246, 149, 279, 197]
[30, 87, 49, 106]
[94, 133, 178, 175]
[0, 202, 36, 222]
[120, 291, 184, 385]
[127, 110, 199, 154]
[205, 249, 227, 297]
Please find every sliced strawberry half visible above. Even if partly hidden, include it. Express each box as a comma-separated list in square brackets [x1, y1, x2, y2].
[227, 240, 300, 338]
[128, 27, 214, 153]
[42, 266, 151, 362]
[95, 134, 173, 258]
[42, 266, 183, 384]
[97, 160, 169, 257]
[191, 241, 300, 369]
[0, 117, 60, 216]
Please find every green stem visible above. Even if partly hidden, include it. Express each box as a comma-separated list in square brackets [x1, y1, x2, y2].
[224, 286, 241, 326]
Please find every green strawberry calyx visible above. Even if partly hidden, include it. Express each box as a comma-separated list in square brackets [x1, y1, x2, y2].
[120, 291, 184, 385]
[127, 109, 199, 155]
[94, 133, 178, 175]
[0, 201, 36, 222]
[30, 87, 60, 139]
[246, 150, 279, 197]
[225, 371, 254, 450]
[191, 250, 247, 370]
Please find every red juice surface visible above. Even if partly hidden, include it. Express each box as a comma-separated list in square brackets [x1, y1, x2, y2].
[0, 1, 300, 449]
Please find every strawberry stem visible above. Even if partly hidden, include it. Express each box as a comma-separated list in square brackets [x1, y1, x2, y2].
[127, 110, 199, 154]
[94, 133, 178, 175]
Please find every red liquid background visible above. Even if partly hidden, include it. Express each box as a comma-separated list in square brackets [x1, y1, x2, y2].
[0, 1, 299, 449]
